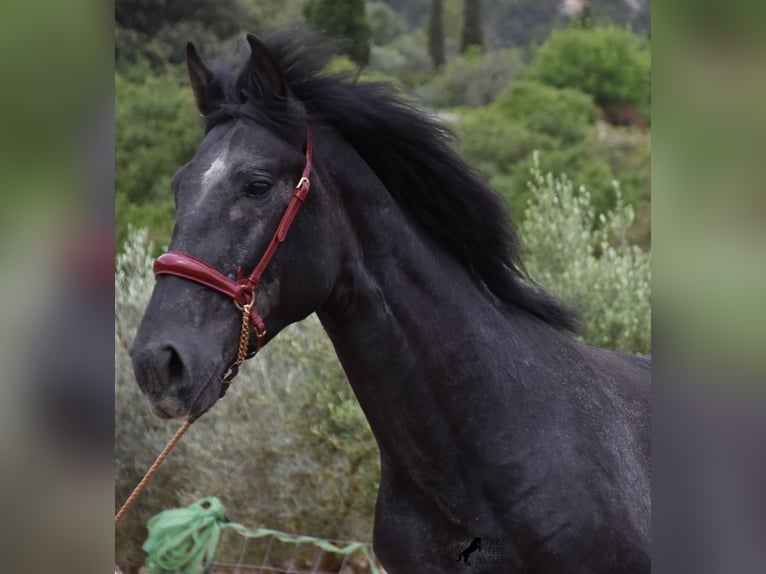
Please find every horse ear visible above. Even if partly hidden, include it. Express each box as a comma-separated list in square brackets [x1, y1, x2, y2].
[246, 34, 287, 101]
[186, 42, 213, 114]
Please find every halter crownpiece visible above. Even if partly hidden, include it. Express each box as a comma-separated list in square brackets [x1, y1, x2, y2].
[153, 125, 313, 386]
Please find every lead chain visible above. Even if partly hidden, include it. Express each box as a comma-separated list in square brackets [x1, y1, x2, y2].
[235, 303, 251, 367]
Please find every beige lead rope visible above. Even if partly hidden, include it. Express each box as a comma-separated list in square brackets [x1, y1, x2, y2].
[115, 420, 193, 526]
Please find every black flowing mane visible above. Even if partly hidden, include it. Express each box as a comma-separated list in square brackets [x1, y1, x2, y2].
[203, 28, 578, 332]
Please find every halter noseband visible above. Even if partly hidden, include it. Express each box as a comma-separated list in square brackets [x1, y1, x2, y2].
[152, 125, 313, 389]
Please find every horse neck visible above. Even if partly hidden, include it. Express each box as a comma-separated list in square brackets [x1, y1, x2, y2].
[313, 136, 544, 465]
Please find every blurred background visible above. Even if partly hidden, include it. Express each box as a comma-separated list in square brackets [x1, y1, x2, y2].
[0, 0, 763, 572]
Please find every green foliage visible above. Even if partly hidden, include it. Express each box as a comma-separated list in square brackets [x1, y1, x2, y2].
[369, 31, 432, 80]
[115, 0, 249, 67]
[527, 24, 650, 108]
[115, 67, 201, 203]
[453, 80, 607, 217]
[303, 0, 372, 66]
[451, 78, 649, 237]
[588, 0, 650, 35]
[414, 48, 522, 108]
[367, 1, 406, 46]
[482, 0, 563, 50]
[243, 0, 306, 30]
[455, 109, 554, 175]
[116, 229, 379, 566]
[427, 0, 446, 68]
[115, 65, 201, 250]
[502, 146, 616, 220]
[116, 0, 244, 39]
[460, 0, 484, 53]
[522, 154, 650, 354]
[494, 81, 599, 144]
[115, 194, 174, 255]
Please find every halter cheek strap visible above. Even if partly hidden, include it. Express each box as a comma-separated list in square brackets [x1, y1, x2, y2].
[153, 125, 313, 383]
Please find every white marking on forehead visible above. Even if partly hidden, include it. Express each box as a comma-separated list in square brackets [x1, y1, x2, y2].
[197, 148, 229, 205]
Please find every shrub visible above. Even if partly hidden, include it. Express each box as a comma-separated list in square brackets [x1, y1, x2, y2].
[414, 48, 522, 108]
[522, 154, 651, 354]
[527, 24, 650, 109]
[115, 66, 202, 252]
[368, 31, 432, 79]
[115, 0, 247, 68]
[115, 68, 201, 205]
[115, 193, 174, 255]
[452, 82, 617, 221]
[494, 81, 600, 145]
[501, 144, 616, 219]
[452, 107, 555, 176]
[367, 1, 406, 46]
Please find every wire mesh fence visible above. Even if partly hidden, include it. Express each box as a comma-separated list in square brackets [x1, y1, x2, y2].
[208, 527, 382, 573]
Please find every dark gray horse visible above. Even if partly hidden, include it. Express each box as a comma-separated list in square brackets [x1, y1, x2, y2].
[130, 30, 650, 573]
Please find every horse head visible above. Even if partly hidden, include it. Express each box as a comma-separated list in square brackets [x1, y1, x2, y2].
[130, 36, 342, 420]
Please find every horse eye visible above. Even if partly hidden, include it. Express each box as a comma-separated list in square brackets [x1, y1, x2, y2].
[243, 179, 272, 198]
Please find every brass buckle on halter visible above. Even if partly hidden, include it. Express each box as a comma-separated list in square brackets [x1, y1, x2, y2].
[295, 176, 310, 190]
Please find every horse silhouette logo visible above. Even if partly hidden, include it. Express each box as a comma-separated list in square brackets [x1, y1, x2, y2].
[457, 537, 482, 566]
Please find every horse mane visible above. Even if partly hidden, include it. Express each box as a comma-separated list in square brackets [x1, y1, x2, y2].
[205, 28, 578, 332]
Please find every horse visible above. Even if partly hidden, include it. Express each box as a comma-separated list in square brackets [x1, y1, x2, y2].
[457, 537, 483, 565]
[129, 29, 651, 573]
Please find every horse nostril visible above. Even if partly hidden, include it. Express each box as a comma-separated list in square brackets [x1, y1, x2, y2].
[166, 345, 184, 385]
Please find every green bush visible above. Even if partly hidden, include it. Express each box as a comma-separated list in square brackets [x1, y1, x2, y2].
[414, 48, 522, 108]
[368, 31, 432, 79]
[116, 67, 201, 205]
[527, 24, 650, 109]
[494, 81, 599, 145]
[452, 81, 618, 221]
[453, 108, 555, 176]
[451, 77, 648, 239]
[115, 193, 174, 255]
[115, 0, 248, 68]
[522, 154, 650, 354]
[367, 1, 406, 46]
[500, 144, 616, 220]
[115, 65, 202, 252]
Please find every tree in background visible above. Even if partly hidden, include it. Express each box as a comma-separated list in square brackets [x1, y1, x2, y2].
[115, 0, 247, 66]
[480, 0, 556, 50]
[303, 0, 371, 66]
[527, 25, 650, 110]
[367, 1, 406, 46]
[115, 0, 239, 39]
[428, 0, 446, 68]
[460, 0, 484, 53]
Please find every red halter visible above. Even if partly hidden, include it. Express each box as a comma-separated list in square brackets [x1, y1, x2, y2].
[153, 125, 313, 383]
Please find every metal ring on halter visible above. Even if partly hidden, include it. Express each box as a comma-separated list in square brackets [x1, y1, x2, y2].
[233, 298, 251, 313]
